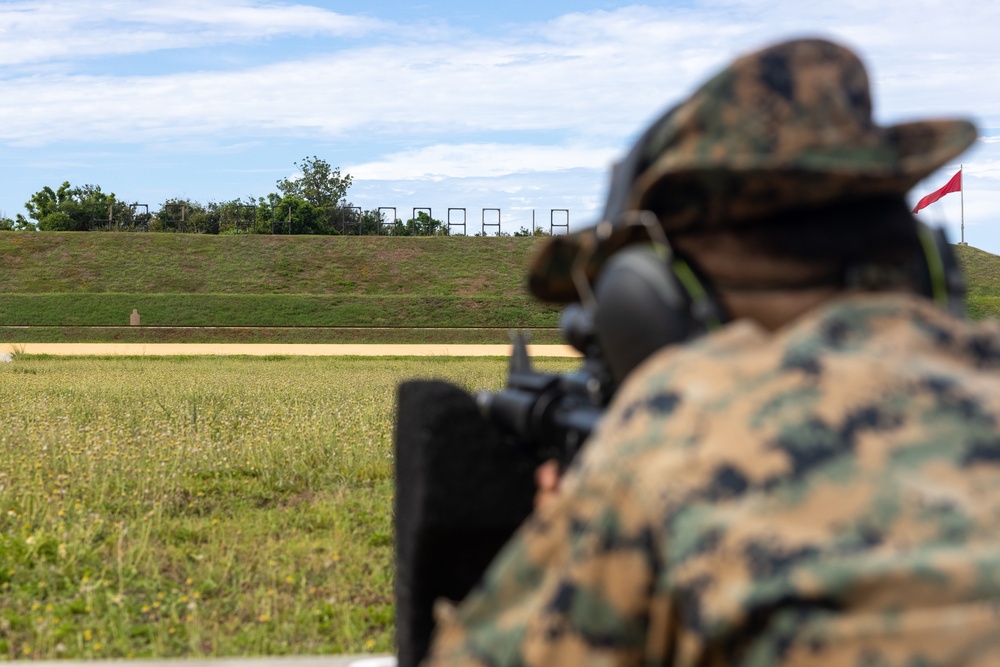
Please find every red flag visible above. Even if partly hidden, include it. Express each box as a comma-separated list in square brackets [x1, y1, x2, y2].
[912, 169, 962, 213]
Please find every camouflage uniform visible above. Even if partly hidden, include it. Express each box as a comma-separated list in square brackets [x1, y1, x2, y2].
[423, 38, 994, 666]
[426, 292, 1000, 666]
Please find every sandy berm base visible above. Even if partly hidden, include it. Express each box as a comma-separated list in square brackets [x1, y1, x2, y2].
[23, 657, 395, 667]
[1, 343, 581, 357]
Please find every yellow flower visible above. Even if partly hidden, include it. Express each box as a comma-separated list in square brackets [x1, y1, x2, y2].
[258, 613, 270, 623]
[84, 629, 92, 642]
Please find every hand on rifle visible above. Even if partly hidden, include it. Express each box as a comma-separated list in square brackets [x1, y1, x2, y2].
[534, 459, 562, 511]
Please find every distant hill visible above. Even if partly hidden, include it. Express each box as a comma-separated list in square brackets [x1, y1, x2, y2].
[0, 233, 562, 343]
[0, 233, 540, 296]
[1, 233, 997, 344]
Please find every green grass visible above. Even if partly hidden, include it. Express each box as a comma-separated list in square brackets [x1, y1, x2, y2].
[0, 294, 559, 328]
[954, 244, 1000, 320]
[3, 234, 999, 346]
[0, 233, 560, 342]
[0, 327, 565, 345]
[0, 233, 542, 296]
[0, 355, 579, 659]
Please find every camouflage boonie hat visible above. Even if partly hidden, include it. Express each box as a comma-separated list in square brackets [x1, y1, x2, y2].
[529, 38, 978, 303]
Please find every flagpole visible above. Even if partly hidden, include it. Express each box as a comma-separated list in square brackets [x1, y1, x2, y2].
[961, 164, 965, 245]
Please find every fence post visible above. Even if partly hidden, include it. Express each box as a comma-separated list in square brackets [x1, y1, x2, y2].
[482, 208, 501, 236]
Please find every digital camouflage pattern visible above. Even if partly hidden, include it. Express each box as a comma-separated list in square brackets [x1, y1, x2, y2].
[425, 293, 1000, 666]
[528, 39, 977, 303]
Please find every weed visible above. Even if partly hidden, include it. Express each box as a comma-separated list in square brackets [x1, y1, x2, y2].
[0, 356, 577, 659]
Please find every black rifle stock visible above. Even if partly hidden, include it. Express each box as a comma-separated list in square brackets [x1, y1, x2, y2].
[394, 307, 615, 667]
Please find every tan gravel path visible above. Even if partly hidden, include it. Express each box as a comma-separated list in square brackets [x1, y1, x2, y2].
[24, 658, 394, 667]
[1, 343, 580, 357]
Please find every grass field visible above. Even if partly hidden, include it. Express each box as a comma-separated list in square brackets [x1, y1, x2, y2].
[0, 294, 558, 328]
[0, 355, 579, 659]
[954, 244, 1000, 320]
[0, 233, 561, 342]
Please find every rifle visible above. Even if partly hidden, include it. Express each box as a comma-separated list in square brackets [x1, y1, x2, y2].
[394, 236, 714, 667]
[393, 302, 619, 667]
[475, 305, 615, 468]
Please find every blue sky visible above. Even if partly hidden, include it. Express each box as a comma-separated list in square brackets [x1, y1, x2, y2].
[2, 0, 999, 252]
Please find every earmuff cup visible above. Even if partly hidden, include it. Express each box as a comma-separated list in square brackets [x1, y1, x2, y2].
[593, 246, 724, 385]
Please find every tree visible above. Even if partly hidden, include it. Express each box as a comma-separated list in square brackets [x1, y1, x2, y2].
[337, 208, 384, 235]
[25, 181, 125, 231]
[153, 199, 210, 233]
[273, 195, 326, 234]
[387, 211, 448, 236]
[215, 198, 262, 235]
[13, 214, 36, 231]
[275, 156, 353, 209]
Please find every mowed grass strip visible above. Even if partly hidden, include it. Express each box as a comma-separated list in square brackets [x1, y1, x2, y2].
[0, 327, 565, 345]
[0, 355, 579, 659]
[0, 294, 560, 328]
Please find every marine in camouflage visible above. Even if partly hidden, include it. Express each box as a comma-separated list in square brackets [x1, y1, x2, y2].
[425, 292, 1000, 666]
[528, 38, 976, 304]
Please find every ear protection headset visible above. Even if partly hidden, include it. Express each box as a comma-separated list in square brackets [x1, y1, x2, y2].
[583, 112, 968, 385]
[586, 216, 966, 386]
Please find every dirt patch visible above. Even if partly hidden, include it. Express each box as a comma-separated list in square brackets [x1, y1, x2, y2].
[370, 245, 424, 263]
[454, 276, 488, 296]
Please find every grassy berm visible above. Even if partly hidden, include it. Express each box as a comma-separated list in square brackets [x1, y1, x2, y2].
[954, 244, 1000, 320]
[2, 234, 999, 346]
[0, 233, 563, 344]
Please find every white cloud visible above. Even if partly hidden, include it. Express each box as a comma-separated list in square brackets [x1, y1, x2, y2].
[0, 0, 381, 66]
[1, 1, 998, 148]
[968, 160, 1000, 181]
[346, 144, 619, 180]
